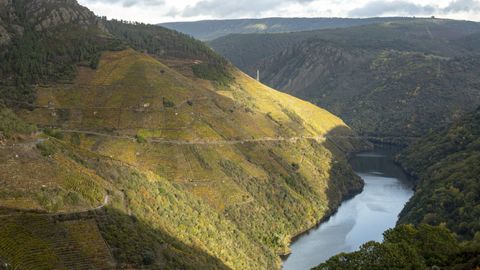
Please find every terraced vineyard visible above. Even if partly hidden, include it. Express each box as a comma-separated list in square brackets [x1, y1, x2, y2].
[0, 214, 115, 269]
[0, 45, 369, 269]
[0, 1, 370, 269]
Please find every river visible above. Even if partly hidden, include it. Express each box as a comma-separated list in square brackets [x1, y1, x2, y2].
[282, 147, 414, 270]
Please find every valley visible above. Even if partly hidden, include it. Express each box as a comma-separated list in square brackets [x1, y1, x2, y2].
[210, 19, 480, 143]
[0, 1, 369, 269]
[283, 147, 414, 269]
[0, 0, 479, 269]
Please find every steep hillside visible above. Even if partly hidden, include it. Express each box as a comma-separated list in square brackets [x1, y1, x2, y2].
[211, 18, 480, 77]
[314, 224, 479, 270]
[160, 17, 406, 41]
[14, 48, 367, 267]
[0, 0, 121, 107]
[313, 108, 480, 270]
[0, 1, 369, 269]
[210, 19, 480, 143]
[104, 20, 233, 85]
[397, 107, 480, 239]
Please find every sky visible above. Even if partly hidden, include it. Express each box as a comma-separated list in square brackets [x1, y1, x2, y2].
[77, 0, 480, 24]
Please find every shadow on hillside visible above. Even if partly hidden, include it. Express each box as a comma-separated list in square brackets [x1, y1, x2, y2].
[282, 126, 370, 248]
[322, 125, 371, 220]
[94, 207, 232, 270]
[0, 207, 231, 270]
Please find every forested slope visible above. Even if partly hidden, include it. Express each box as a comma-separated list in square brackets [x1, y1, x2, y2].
[210, 19, 480, 143]
[397, 107, 480, 239]
[313, 107, 480, 270]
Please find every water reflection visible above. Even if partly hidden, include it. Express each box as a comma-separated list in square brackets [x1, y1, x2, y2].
[282, 148, 414, 270]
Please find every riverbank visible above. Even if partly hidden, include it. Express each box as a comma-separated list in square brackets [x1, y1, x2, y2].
[278, 141, 373, 258]
[282, 147, 414, 269]
[280, 183, 363, 257]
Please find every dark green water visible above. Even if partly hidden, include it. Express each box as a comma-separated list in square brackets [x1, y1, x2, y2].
[282, 148, 414, 270]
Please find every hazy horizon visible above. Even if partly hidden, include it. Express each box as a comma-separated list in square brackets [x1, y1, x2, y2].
[78, 0, 480, 24]
[157, 15, 479, 25]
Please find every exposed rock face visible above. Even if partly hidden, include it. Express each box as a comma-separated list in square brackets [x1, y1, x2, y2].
[0, 0, 9, 8]
[26, 0, 100, 31]
[0, 0, 12, 46]
[0, 24, 10, 45]
[1, 0, 104, 34]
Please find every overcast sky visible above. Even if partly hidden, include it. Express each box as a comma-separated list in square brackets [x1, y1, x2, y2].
[78, 0, 480, 24]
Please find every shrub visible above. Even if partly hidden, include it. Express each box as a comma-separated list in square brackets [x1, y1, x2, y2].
[162, 98, 175, 108]
[0, 106, 36, 138]
[135, 134, 147, 143]
[44, 128, 64, 139]
[37, 141, 57, 156]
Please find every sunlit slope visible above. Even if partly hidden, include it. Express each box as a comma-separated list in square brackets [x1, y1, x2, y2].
[22, 49, 349, 140]
[14, 49, 366, 269]
[0, 135, 270, 269]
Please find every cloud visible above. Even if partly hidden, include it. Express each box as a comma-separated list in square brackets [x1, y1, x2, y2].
[444, 0, 480, 12]
[78, 0, 480, 24]
[348, 0, 480, 18]
[348, 0, 436, 17]
[181, 0, 315, 17]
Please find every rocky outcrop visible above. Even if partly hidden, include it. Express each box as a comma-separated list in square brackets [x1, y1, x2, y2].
[25, 0, 100, 31]
[1, 0, 104, 33]
[0, 0, 10, 8]
[0, 24, 10, 45]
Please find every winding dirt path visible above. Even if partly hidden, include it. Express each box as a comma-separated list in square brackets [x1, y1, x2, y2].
[0, 194, 110, 218]
[58, 129, 328, 145]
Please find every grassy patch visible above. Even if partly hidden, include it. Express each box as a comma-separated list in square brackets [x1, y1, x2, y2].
[0, 106, 36, 138]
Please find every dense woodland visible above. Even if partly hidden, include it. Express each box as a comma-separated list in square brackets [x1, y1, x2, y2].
[398, 107, 480, 240]
[315, 224, 480, 270]
[104, 20, 233, 85]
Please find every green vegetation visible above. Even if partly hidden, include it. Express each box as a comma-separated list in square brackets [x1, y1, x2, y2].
[192, 62, 233, 85]
[0, 0, 122, 107]
[315, 224, 480, 270]
[0, 0, 234, 109]
[135, 134, 147, 143]
[162, 97, 175, 108]
[43, 128, 64, 140]
[104, 20, 233, 84]
[0, 106, 36, 138]
[397, 107, 480, 240]
[210, 19, 480, 142]
[36, 140, 57, 157]
[4, 47, 363, 270]
[0, 1, 369, 268]
[313, 107, 480, 270]
[0, 215, 115, 270]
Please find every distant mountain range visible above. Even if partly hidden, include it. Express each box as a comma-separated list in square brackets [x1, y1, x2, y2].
[209, 18, 480, 143]
[159, 17, 416, 40]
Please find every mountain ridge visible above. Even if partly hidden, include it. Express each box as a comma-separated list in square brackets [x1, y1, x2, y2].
[160, 16, 425, 41]
[210, 19, 480, 143]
